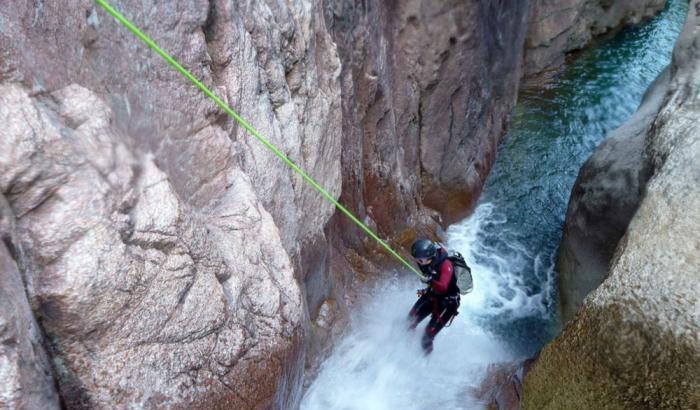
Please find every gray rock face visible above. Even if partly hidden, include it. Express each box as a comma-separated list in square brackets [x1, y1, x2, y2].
[524, 2, 700, 408]
[2, 0, 342, 260]
[0, 83, 303, 408]
[0, 197, 61, 410]
[1, 0, 675, 408]
[325, 0, 530, 232]
[557, 68, 671, 323]
[3, 0, 335, 407]
[203, 0, 343, 259]
[525, 0, 667, 79]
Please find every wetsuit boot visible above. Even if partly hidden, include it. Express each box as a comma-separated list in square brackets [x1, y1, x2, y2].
[421, 330, 435, 355]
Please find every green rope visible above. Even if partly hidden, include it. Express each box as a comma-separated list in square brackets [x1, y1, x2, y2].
[94, 0, 427, 281]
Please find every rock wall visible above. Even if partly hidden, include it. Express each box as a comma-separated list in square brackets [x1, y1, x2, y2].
[556, 68, 670, 323]
[0, 0, 530, 407]
[326, 0, 529, 235]
[1, 81, 304, 408]
[0, 196, 61, 410]
[0, 0, 676, 408]
[525, 0, 667, 79]
[1, 0, 327, 407]
[523, 2, 700, 407]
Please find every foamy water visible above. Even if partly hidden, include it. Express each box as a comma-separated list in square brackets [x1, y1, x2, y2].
[301, 203, 549, 410]
[301, 2, 685, 406]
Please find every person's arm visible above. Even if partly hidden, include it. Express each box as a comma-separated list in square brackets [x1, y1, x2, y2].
[431, 260, 453, 294]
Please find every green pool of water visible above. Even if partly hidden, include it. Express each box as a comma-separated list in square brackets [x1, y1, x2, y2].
[470, 0, 688, 355]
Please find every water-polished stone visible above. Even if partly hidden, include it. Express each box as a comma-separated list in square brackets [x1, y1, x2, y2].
[525, 2, 700, 407]
[525, 0, 667, 80]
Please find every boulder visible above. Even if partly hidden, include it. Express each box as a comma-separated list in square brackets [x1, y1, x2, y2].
[557, 67, 670, 323]
[524, 3, 700, 408]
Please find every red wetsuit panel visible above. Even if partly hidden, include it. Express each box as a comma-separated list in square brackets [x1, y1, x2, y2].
[431, 259, 454, 295]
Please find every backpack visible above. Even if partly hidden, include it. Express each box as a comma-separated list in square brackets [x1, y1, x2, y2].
[447, 250, 473, 295]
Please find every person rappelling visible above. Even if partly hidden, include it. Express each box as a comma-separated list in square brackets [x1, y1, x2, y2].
[408, 239, 473, 354]
[407, 239, 460, 354]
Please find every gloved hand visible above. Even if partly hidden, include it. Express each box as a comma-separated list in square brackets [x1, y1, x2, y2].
[416, 288, 429, 297]
[419, 274, 433, 284]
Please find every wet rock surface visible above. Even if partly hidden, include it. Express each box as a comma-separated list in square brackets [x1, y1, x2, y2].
[524, 2, 700, 408]
[557, 68, 671, 323]
[325, 0, 529, 232]
[476, 360, 537, 410]
[0, 0, 678, 408]
[525, 0, 667, 79]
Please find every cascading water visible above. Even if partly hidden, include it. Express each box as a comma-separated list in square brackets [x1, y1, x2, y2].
[301, 1, 686, 408]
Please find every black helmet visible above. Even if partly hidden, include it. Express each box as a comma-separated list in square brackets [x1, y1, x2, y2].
[411, 239, 437, 259]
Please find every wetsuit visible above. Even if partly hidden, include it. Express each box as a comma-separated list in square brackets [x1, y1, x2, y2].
[408, 247, 460, 354]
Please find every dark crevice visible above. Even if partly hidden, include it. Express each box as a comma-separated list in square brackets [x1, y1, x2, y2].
[203, 1, 217, 44]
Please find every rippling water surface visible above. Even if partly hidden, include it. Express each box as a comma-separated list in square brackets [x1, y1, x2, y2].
[470, 0, 687, 355]
[301, 2, 687, 408]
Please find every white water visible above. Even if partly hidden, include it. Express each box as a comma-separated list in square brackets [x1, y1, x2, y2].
[300, 3, 686, 405]
[301, 203, 554, 410]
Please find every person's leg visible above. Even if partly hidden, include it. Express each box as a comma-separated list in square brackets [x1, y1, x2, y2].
[408, 292, 432, 330]
[421, 299, 459, 354]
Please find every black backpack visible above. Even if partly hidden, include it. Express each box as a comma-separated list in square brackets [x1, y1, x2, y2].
[447, 251, 473, 295]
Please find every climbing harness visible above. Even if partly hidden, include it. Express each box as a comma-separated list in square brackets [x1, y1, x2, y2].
[443, 295, 460, 327]
[94, 0, 428, 282]
[431, 294, 459, 328]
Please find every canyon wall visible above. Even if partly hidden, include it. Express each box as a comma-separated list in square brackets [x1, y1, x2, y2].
[1, 0, 334, 407]
[0, 197, 61, 410]
[0, 79, 305, 409]
[0, 0, 677, 408]
[0, 0, 529, 407]
[556, 67, 670, 323]
[524, 2, 700, 408]
[525, 0, 667, 79]
[325, 0, 529, 233]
